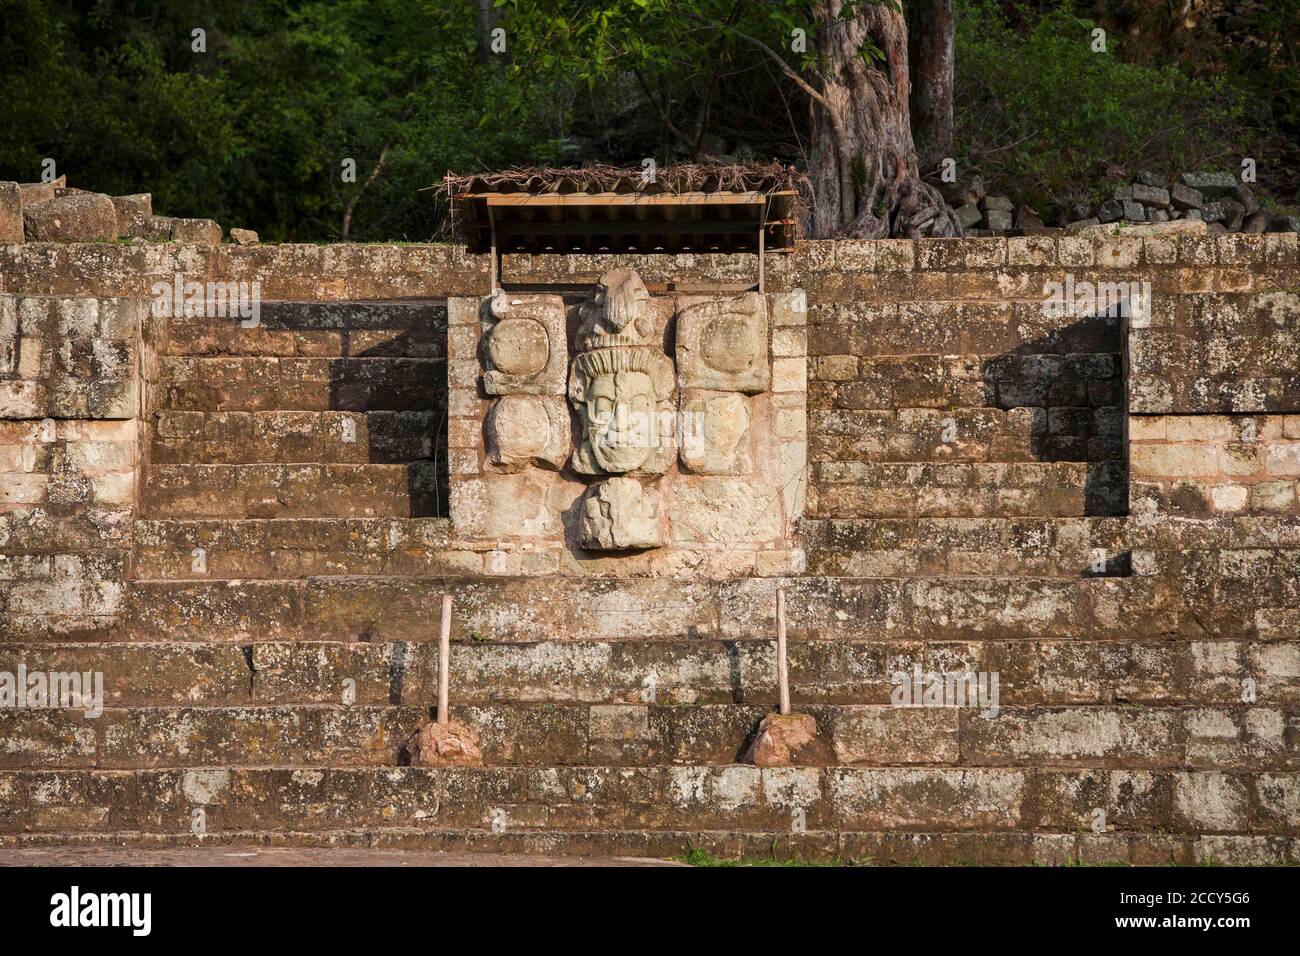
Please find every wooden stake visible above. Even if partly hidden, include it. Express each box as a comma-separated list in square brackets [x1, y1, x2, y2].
[776, 588, 790, 716]
[437, 593, 452, 726]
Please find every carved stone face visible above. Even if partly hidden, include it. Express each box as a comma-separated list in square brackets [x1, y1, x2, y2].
[584, 369, 655, 473]
[569, 341, 673, 476]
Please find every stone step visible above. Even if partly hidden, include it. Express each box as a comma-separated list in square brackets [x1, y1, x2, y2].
[5, 568, 1291, 643]
[810, 461, 1127, 518]
[150, 410, 441, 465]
[810, 352, 1121, 412]
[132, 518, 457, 578]
[162, 301, 447, 359]
[141, 463, 442, 518]
[1, 826, 1272, 866]
[1, 765, 1293, 839]
[810, 406, 1123, 466]
[5, 638, 1296, 708]
[114, 574, 1079, 642]
[80, 571, 1290, 644]
[3, 703, 1294, 771]
[808, 302, 1121, 358]
[156, 355, 446, 413]
[136, 514, 1145, 584]
[800, 516, 1128, 576]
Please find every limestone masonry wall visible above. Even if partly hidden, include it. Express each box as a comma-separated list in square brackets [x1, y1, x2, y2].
[1, 296, 143, 638]
[1, 233, 1298, 864]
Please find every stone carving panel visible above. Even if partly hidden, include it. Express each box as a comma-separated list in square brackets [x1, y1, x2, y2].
[481, 293, 567, 396]
[568, 268, 675, 475]
[676, 293, 769, 393]
[451, 270, 805, 566]
[579, 477, 663, 550]
[678, 391, 751, 475]
[486, 394, 569, 470]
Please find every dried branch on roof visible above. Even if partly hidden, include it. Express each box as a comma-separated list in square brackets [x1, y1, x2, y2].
[433, 162, 809, 243]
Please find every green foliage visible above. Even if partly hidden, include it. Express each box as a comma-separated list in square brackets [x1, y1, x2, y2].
[954, 0, 1260, 218]
[0, 0, 1286, 238]
[495, 0, 812, 166]
[0, 0, 562, 241]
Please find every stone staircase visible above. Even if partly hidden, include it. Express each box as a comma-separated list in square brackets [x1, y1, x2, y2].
[3, 285, 1295, 866]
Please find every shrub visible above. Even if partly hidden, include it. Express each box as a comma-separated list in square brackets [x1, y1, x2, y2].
[954, 0, 1259, 220]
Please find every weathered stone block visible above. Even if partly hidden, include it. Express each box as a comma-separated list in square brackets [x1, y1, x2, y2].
[109, 194, 152, 227]
[485, 394, 569, 471]
[22, 193, 118, 242]
[170, 218, 222, 244]
[1181, 171, 1237, 197]
[579, 477, 663, 550]
[670, 478, 782, 544]
[0, 182, 21, 243]
[678, 391, 751, 475]
[676, 292, 769, 393]
[481, 293, 567, 396]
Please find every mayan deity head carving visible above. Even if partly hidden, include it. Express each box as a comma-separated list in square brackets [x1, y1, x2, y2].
[569, 269, 674, 475]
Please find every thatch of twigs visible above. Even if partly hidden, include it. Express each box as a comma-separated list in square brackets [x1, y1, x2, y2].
[433, 161, 809, 243]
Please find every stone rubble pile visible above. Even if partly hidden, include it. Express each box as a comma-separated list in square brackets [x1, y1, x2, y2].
[0, 174, 258, 244]
[943, 171, 1300, 238]
[1065, 171, 1299, 235]
[943, 176, 1035, 234]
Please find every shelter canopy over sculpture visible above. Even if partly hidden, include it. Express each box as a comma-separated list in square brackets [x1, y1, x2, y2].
[441, 163, 805, 292]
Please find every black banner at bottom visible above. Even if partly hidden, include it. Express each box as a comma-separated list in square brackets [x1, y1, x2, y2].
[0, 857, 1280, 943]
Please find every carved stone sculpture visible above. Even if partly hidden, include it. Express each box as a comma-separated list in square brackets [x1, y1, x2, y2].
[482, 293, 566, 396]
[580, 476, 663, 550]
[486, 394, 569, 470]
[569, 269, 674, 475]
[679, 391, 751, 474]
[676, 292, 770, 393]
[460, 269, 802, 561]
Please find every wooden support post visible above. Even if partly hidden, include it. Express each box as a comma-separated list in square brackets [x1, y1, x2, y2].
[776, 587, 790, 716]
[437, 593, 452, 726]
[488, 206, 500, 293]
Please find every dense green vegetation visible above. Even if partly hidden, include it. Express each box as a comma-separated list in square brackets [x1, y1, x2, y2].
[955, 1, 1263, 217]
[1, 0, 1293, 239]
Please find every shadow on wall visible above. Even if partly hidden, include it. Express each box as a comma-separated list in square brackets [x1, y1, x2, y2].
[249, 300, 450, 517]
[980, 311, 1128, 519]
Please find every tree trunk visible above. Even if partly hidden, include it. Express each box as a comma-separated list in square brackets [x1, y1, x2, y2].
[474, 0, 500, 65]
[807, 1, 960, 238]
[908, 0, 955, 171]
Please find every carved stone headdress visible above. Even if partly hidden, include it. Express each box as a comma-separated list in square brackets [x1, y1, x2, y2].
[575, 267, 655, 350]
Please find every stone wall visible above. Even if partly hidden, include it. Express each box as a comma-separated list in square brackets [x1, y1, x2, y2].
[1131, 415, 1299, 516]
[1, 234, 1299, 862]
[1, 295, 143, 637]
[1125, 274, 1300, 519]
[1129, 288, 1300, 413]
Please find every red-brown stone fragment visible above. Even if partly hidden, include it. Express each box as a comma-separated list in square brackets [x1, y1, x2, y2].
[743, 712, 835, 767]
[407, 719, 483, 767]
